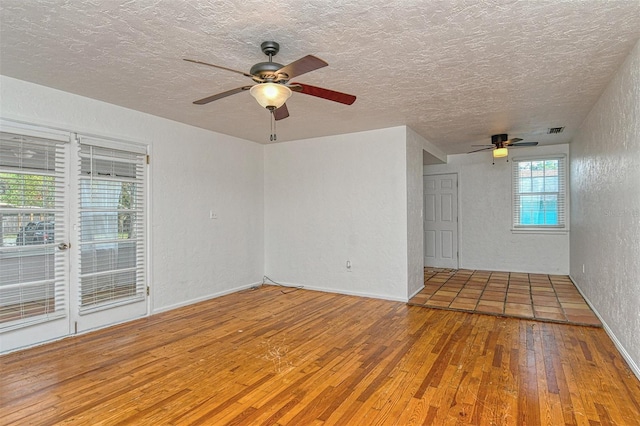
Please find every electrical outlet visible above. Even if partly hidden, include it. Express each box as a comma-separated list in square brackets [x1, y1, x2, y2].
[209, 210, 218, 220]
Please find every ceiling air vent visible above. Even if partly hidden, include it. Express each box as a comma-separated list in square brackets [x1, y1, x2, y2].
[547, 127, 564, 134]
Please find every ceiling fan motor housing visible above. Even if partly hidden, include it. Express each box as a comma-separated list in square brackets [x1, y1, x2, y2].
[250, 41, 288, 82]
[491, 134, 508, 147]
[249, 62, 286, 82]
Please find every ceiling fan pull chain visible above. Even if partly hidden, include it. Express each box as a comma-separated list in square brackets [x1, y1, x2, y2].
[270, 110, 277, 142]
[273, 111, 277, 141]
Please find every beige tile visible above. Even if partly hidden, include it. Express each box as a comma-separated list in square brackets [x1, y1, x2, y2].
[507, 294, 531, 304]
[536, 312, 567, 321]
[459, 289, 483, 298]
[450, 298, 479, 310]
[505, 303, 534, 318]
[480, 291, 506, 302]
[534, 306, 563, 314]
[532, 296, 560, 307]
[415, 268, 600, 327]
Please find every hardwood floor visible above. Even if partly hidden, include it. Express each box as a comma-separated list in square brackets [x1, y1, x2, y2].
[2, 285, 639, 425]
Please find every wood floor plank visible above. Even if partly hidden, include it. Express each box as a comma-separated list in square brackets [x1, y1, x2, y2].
[1, 285, 640, 425]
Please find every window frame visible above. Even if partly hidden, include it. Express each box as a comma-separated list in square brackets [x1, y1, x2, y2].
[511, 154, 568, 234]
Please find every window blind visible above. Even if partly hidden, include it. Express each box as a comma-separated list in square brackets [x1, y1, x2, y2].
[512, 156, 566, 229]
[0, 131, 68, 330]
[77, 139, 146, 313]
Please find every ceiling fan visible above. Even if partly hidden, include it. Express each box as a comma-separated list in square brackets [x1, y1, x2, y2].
[184, 41, 356, 122]
[468, 134, 538, 160]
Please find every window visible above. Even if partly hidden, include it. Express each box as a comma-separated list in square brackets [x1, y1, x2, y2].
[512, 156, 566, 230]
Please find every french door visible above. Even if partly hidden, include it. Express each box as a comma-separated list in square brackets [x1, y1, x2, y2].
[0, 121, 147, 353]
[71, 136, 147, 333]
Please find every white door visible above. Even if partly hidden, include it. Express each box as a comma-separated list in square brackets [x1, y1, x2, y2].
[70, 136, 148, 334]
[0, 123, 147, 352]
[0, 125, 71, 352]
[424, 173, 458, 269]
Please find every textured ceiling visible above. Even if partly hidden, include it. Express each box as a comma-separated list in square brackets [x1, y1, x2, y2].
[1, 0, 639, 154]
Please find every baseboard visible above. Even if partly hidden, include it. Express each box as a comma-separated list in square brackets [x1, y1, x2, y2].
[408, 285, 425, 300]
[268, 281, 409, 303]
[569, 274, 640, 381]
[152, 281, 262, 315]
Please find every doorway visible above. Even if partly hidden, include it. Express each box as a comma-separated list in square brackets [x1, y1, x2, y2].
[0, 122, 148, 353]
[424, 173, 458, 269]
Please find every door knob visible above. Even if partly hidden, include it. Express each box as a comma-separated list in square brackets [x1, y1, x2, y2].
[57, 242, 70, 250]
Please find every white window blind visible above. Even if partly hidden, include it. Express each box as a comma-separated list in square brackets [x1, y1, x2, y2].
[512, 156, 566, 229]
[77, 139, 146, 313]
[0, 131, 68, 330]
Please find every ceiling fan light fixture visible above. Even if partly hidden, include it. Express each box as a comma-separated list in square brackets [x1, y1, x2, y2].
[493, 147, 508, 158]
[250, 82, 291, 110]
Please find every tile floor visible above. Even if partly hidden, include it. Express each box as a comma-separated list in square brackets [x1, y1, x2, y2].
[409, 268, 601, 327]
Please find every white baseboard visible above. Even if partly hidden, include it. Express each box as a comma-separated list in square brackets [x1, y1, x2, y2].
[266, 281, 409, 303]
[569, 275, 640, 381]
[408, 285, 425, 300]
[152, 281, 262, 315]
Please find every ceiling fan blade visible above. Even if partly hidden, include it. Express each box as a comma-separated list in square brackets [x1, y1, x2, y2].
[471, 144, 494, 147]
[510, 141, 539, 147]
[274, 103, 289, 121]
[193, 86, 252, 105]
[290, 83, 356, 105]
[276, 55, 328, 80]
[184, 58, 253, 78]
[467, 147, 494, 153]
[505, 138, 523, 145]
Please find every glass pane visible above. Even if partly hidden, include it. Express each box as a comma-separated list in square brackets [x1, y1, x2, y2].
[0, 134, 65, 327]
[532, 177, 545, 192]
[544, 159, 558, 172]
[0, 246, 56, 285]
[0, 137, 57, 171]
[519, 195, 558, 225]
[0, 173, 56, 209]
[518, 161, 531, 178]
[0, 281, 56, 324]
[520, 195, 539, 225]
[543, 195, 558, 225]
[519, 177, 532, 193]
[80, 270, 137, 307]
[531, 161, 544, 173]
[1, 211, 55, 248]
[80, 145, 138, 178]
[80, 241, 136, 275]
[79, 145, 143, 310]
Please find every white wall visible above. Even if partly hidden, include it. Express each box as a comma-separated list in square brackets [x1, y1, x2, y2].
[0, 76, 265, 314]
[406, 127, 444, 297]
[424, 144, 570, 274]
[264, 127, 409, 301]
[570, 39, 640, 377]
